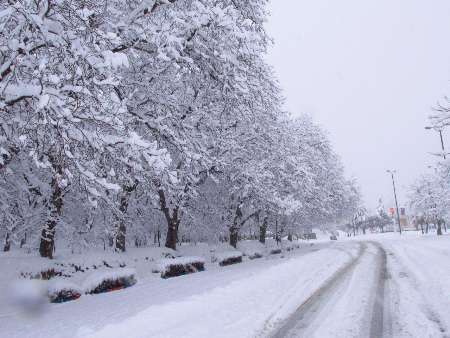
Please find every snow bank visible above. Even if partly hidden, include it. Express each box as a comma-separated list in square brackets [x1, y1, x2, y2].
[83, 268, 137, 294]
[157, 257, 205, 279]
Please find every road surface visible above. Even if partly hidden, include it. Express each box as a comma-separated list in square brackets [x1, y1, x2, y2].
[269, 236, 450, 338]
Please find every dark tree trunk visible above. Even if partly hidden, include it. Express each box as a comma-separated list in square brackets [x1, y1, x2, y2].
[115, 184, 137, 253]
[259, 217, 267, 244]
[165, 217, 179, 250]
[20, 233, 26, 248]
[158, 189, 180, 251]
[115, 220, 127, 252]
[426, 222, 429, 233]
[437, 220, 443, 236]
[3, 233, 10, 252]
[230, 226, 238, 248]
[39, 171, 63, 259]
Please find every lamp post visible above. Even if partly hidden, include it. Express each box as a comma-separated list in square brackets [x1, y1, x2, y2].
[425, 126, 446, 159]
[387, 170, 402, 234]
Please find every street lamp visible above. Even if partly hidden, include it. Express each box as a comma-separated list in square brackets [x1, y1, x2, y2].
[386, 170, 402, 234]
[425, 126, 446, 160]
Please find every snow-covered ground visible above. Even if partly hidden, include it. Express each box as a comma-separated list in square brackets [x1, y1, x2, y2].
[1, 232, 449, 338]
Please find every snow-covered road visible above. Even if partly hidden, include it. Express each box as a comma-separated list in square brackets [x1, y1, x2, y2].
[2, 233, 449, 338]
[270, 242, 386, 338]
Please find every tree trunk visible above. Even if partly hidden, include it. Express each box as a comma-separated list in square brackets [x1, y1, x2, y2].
[157, 189, 179, 251]
[165, 218, 178, 250]
[39, 172, 63, 259]
[20, 233, 26, 248]
[426, 222, 429, 233]
[115, 184, 136, 252]
[229, 226, 238, 248]
[3, 233, 10, 252]
[437, 220, 443, 236]
[259, 217, 267, 244]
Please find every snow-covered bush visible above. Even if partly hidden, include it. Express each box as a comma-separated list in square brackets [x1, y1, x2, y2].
[237, 241, 264, 260]
[157, 257, 205, 279]
[213, 251, 243, 266]
[269, 248, 282, 255]
[47, 279, 82, 303]
[83, 269, 137, 294]
[284, 242, 300, 252]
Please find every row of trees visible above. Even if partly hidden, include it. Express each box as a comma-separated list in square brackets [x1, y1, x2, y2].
[409, 162, 449, 235]
[0, 0, 359, 258]
[408, 98, 450, 235]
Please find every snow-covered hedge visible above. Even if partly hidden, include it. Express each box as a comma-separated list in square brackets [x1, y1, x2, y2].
[83, 268, 137, 294]
[237, 241, 264, 260]
[47, 279, 82, 303]
[158, 257, 205, 279]
[269, 248, 282, 255]
[284, 242, 300, 252]
[213, 251, 243, 266]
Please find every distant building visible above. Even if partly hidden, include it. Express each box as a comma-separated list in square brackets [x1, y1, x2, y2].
[389, 206, 414, 231]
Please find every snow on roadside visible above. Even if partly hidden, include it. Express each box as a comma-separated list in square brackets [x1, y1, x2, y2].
[379, 234, 450, 337]
[80, 243, 359, 338]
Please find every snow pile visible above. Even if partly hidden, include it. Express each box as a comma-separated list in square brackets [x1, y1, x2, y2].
[213, 251, 243, 266]
[237, 241, 264, 259]
[83, 268, 137, 294]
[157, 257, 205, 279]
[47, 278, 82, 303]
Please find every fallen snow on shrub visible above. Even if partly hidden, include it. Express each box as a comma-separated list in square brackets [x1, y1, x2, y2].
[284, 242, 301, 252]
[47, 279, 82, 303]
[213, 251, 243, 266]
[157, 257, 205, 279]
[83, 268, 137, 294]
[269, 248, 282, 255]
[237, 241, 265, 259]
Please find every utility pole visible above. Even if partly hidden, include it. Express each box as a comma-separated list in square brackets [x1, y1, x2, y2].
[425, 126, 446, 159]
[387, 170, 402, 234]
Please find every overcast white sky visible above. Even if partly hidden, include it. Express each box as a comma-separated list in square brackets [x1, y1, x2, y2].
[266, 0, 450, 211]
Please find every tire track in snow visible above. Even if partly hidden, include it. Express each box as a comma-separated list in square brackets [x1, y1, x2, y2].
[266, 242, 367, 338]
[269, 241, 389, 338]
[385, 245, 450, 338]
[369, 242, 389, 338]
